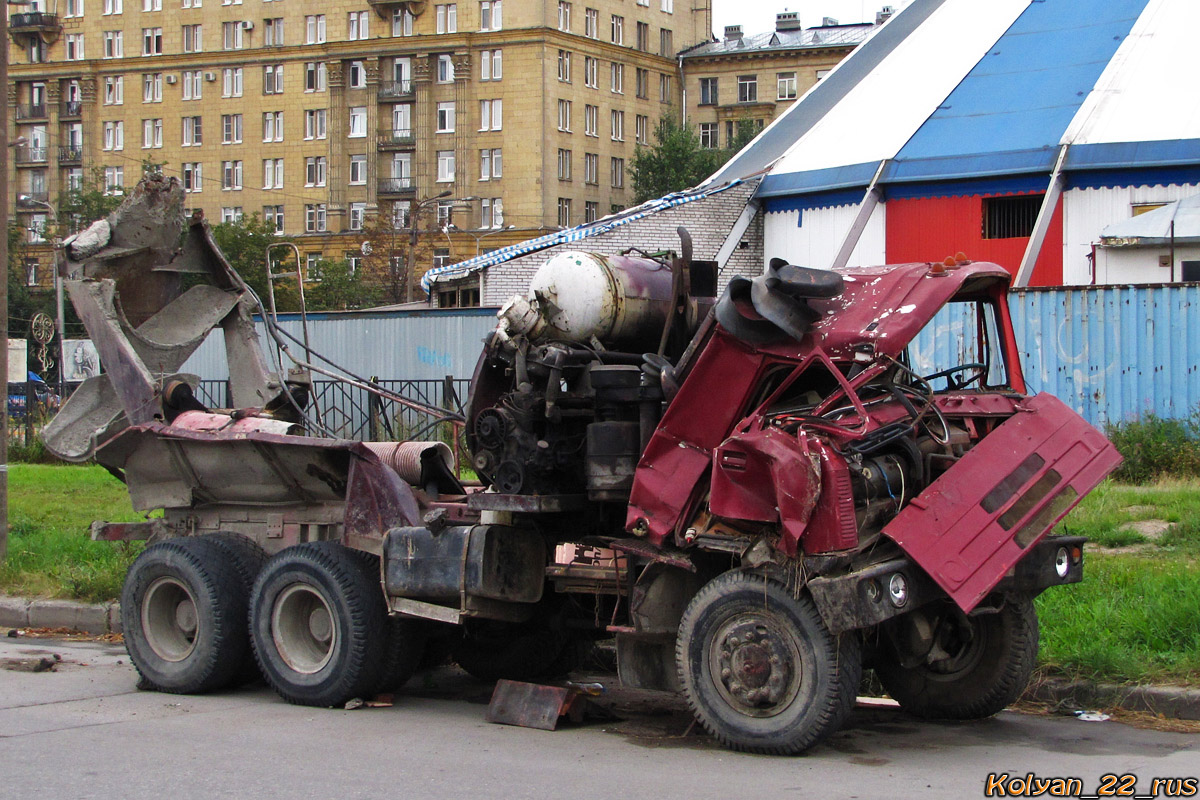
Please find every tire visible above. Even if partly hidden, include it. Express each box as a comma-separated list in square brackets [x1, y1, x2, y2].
[676, 571, 862, 755]
[193, 533, 268, 684]
[249, 541, 389, 707]
[874, 596, 1038, 720]
[451, 623, 580, 683]
[121, 537, 250, 694]
[375, 616, 428, 693]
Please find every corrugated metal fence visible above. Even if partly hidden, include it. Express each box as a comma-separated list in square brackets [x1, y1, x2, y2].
[912, 284, 1200, 429]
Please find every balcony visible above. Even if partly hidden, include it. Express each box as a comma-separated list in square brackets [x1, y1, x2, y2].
[14, 146, 48, 166]
[58, 146, 82, 165]
[377, 129, 415, 149]
[15, 104, 47, 121]
[378, 80, 414, 101]
[378, 177, 415, 196]
[60, 100, 82, 118]
[9, 12, 59, 39]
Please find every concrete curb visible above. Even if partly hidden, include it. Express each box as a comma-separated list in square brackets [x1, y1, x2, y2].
[1, 595, 121, 635]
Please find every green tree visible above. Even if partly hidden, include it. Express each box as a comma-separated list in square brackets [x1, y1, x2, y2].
[629, 116, 760, 204]
[210, 213, 301, 311]
[55, 167, 123, 237]
[305, 258, 382, 311]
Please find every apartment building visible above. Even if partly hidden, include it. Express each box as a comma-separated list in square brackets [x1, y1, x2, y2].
[7, 0, 710, 298]
[680, 11, 883, 150]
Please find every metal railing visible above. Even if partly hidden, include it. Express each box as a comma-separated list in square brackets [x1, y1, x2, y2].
[378, 177, 415, 195]
[377, 129, 415, 148]
[15, 103, 47, 120]
[61, 100, 83, 117]
[58, 146, 82, 164]
[377, 80, 414, 99]
[9, 11, 58, 29]
[14, 146, 48, 164]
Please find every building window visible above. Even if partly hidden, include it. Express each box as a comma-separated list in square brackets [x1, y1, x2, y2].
[777, 71, 797, 100]
[437, 150, 455, 182]
[349, 202, 366, 231]
[142, 27, 163, 55]
[182, 0, 201, 7]
[660, 73, 672, 103]
[738, 75, 757, 103]
[479, 99, 502, 131]
[480, 49, 502, 80]
[104, 165, 124, 194]
[584, 56, 598, 88]
[391, 152, 412, 181]
[635, 68, 650, 99]
[182, 70, 202, 100]
[143, 73, 163, 103]
[349, 154, 367, 185]
[65, 0, 82, 17]
[182, 115, 202, 145]
[557, 198, 572, 227]
[557, 148, 571, 181]
[222, 21, 243, 50]
[610, 109, 624, 141]
[305, 14, 326, 43]
[264, 17, 284, 46]
[610, 62, 624, 94]
[263, 205, 284, 233]
[610, 157, 624, 188]
[66, 34, 85, 60]
[480, 147, 502, 180]
[585, 7, 597, 38]
[103, 30, 123, 58]
[435, 3, 456, 33]
[661, 0, 672, 11]
[481, 197, 503, 228]
[558, 50, 571, 82]
[103, 0, 121, 13]
[393, 7, 414, 36]
[983, 194, 1044, 239]
[815, 68, 831, 81]
[305, 156, 327, 186]
[636, 21, 649, 51]
[222, 113, 243, 144]
[437, 54, 455, 83]
[584, 104, 598, 137]
[558, 99, 572, 132]
[347, 11, 368, 40]
[142, 118, 163, 148]
[610, 14, 622, 44]
[437, 101, 456, 133]
[348, 60, 367, 88]
[558, 1, 570, 31]
[433, 248, 451, 268]
[584, 201, 598, 223]
[305, 108, 327, 139]
[392, 201, 411, 228]
[699, 77, 717, 105]
[635, 114, 648, 144]
[104, 75, 123, 105]
[305, 62, 327, 92]
[182, 24, 202, 52]
[220, 207, 243, 224]
[182, 162, 202, 192]
[24, 258, 38, 287]
[222, 160, 243, 190]
[305, 204, 327, 232]
[103, 120, 124, 150]
[699, 122, 717, 149]
[348, 106, 367, 137]
[480, 0, 500, 30]
[264, 64, 284, 94]
[263, 157, 283, 188]
[262, 111, 283, 141]
[583, 152, 597, 184]
[223, 67, 243, 98]
[436, 200, 453, 226]
[659, 28, 672, 56]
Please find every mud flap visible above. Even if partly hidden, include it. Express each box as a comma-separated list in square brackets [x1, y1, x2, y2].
[883, 393, 1120, 612]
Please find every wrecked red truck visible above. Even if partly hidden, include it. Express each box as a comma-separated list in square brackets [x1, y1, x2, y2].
[48, 178, 1120, 754]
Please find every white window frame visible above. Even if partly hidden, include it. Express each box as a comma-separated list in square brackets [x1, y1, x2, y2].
[305, 156, 328, 186]
[777, 71, 797, 100]
[480, 49, 501, 81]
[348, 106, 367, 138]
[584, 104, 598, 137]
[142, 27, 163, 55]
[222, 67, 243, 98]
[436, 150, 455, 182]
[182, 161, 202, 192]
[610, 109, 624, 141]
[222, 160, 243, 190]
[437, 101, 456, 133]
[557, 99, 571, 132]
[142, 117, 163, 148]
[349, 154, 367, 185]
[557, 1, 570, 31]
[305, 14, 326, 44]
[347, 10, 368, 40]
[182, 24, 202, 53]
[435, 3, 457, 33]
[263, 111, 283, 142]
[143, 73, 163, 103]
[479, 0, 500, 31]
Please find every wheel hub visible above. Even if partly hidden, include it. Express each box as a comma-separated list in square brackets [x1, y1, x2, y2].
[715, 619, 797, 714]
[142, 576, 199, 663]
[272, 583, 337, 675]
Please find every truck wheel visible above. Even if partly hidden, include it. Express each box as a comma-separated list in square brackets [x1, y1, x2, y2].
[195, 532, 268, 683]
[250, 542, 388, 707]
[452, 623, 580, 683]
[121, 537, 250, 694]
[874, 597, 1038, 720]
[676, 571, 861, 755]
[375, 616, 428, 692]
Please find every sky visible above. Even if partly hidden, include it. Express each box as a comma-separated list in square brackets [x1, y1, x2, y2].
[710, 0, 910, 37]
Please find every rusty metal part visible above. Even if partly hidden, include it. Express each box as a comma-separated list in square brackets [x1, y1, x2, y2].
[361, 441, 454, 484]
[485, 680, 595, 731]
[711, 612, 802, 715]
[89, 518, 174, 542]
[466, 493, 587, 513]
[607, 538, 695, 572]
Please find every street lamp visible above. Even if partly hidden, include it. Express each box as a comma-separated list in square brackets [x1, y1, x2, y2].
[447, 223, 515, 256]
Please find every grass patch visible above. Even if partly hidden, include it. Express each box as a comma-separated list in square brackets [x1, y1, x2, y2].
[1, 464, 145, 602]
[1036, 553, 1200, 685]
[1105, 410, 1200, 483]
[1054, 477, 1200, 547]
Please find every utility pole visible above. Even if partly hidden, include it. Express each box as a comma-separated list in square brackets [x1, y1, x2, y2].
[0, 10, 12, 562]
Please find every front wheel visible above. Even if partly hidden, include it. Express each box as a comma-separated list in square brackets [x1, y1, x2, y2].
[676, 571, 861, 755]
[874, 596, 1038, 720]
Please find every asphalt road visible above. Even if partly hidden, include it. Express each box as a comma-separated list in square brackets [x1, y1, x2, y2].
[1, 636, 1197, 800]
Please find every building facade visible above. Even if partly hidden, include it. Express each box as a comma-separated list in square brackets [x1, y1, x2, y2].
[7, 0, 710, 297]
[679, 11, 880, 151]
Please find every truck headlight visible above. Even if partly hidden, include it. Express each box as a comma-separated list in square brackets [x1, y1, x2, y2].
[888, 573, 909, 607]
[1055, 546, 1070, 579]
